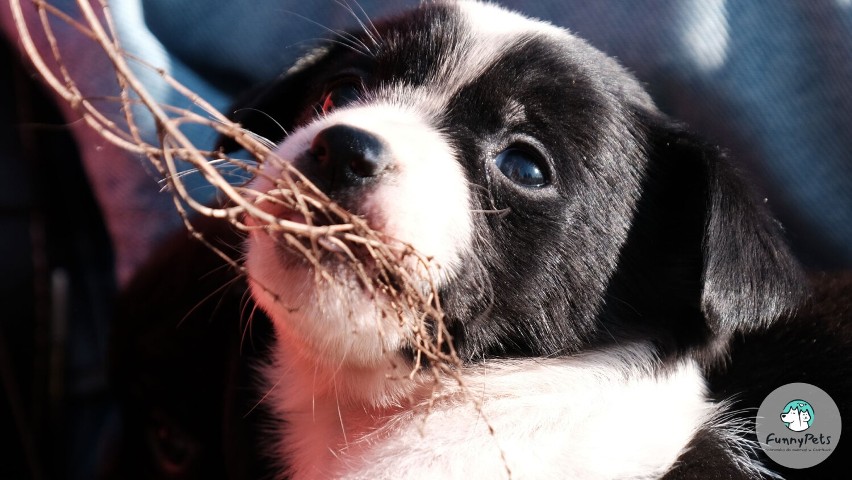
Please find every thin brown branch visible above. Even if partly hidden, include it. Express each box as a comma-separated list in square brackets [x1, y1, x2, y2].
[7, 5, 504, 464]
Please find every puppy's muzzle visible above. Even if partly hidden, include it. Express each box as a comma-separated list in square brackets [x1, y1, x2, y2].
[308, 125, 391, 191]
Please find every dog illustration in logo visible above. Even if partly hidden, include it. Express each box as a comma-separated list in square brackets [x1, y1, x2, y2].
[781, 400, 814, 432]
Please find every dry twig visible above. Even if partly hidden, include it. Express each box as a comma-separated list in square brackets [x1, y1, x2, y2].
[9, 0, 464, 381]
[10, 1, 520, 476]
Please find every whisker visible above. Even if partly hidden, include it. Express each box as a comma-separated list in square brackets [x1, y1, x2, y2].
[333, 376, 349, 447]
[158, 158, 255, 192]
[349, 0, 383, 45]
[284, 36, 372, 60]
[246, 373, 283, 418]
[318, 37, 374, 58]
[470, 208, 512, 217]
[240, 299, 262, 355]
[335, 0, 380, 51]
[233, 107, 289, 139]
[467, 183, 508, 217]
[176, 273, 243, 329]
[282, 10, 374, 57]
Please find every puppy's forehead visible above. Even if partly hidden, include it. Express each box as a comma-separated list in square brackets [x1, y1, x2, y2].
[376, 3, 557, 92]
[424, 3, 564, 85]
[364, 2, 654, 115]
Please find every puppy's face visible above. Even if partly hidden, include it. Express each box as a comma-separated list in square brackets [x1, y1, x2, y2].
[233, 1, 801, 378]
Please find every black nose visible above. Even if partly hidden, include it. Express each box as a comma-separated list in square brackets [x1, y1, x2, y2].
[309, 125, 390, 189]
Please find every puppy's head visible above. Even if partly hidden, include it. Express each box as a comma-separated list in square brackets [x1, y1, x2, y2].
[224, 2, 804, 386]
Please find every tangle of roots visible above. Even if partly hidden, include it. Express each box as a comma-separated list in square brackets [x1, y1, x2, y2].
[10, 0, 464, 383]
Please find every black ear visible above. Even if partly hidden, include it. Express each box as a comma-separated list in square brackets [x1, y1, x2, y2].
[647, 122, 806, 337]
[216, 46, 333, 153]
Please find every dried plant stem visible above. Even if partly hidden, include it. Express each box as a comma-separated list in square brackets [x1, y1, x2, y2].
[10, 0, 517, 476]
[9, 0, 461, 375]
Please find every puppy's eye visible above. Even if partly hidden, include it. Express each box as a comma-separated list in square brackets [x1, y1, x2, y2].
[321, 80, 361, 114]
[495, 147, 549, 187]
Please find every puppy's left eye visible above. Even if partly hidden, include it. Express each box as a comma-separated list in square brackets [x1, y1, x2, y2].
[321, 80, 362, 114]
[495, 147, 549, 188]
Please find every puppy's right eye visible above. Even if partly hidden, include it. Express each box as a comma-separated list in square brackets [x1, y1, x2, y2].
[495, 147, 549, 188]
[321, 79, 362, 114]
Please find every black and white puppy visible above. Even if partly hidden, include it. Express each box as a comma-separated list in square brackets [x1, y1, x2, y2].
[114, 1, 850, 479]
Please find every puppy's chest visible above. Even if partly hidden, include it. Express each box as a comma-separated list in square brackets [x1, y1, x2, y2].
[268, 351, 715, 480]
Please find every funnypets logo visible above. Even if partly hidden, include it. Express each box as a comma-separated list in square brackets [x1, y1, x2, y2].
[780, 400, 814, 432]
[756, 383, 841, 469]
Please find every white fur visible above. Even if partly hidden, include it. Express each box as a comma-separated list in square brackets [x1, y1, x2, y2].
[245, 4, 573, 370]
[246, 102, 471, 371]
[264, 345, 716, 480]
[243, 3, 746, 479]
[457, 1, 566, 38]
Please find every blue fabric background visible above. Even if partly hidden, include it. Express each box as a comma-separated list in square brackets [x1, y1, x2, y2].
[125, 0, 852, 270]
[6, 0, 850, 275]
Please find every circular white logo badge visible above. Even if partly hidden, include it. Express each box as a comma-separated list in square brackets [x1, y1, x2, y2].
[756, 383, 841, 469]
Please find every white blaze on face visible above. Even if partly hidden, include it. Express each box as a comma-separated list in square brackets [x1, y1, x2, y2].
[457, 1, 566, 38]
[243, 0, 577, 387]
[244, 103, 472, 369]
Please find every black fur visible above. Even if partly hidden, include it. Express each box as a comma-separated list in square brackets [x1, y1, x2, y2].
[221, 3, 806, 363]
[115, 3, 851, 478]
[108, 218, 274, 479]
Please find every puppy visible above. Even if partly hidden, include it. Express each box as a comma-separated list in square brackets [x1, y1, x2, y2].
[113, 1, 851, 479]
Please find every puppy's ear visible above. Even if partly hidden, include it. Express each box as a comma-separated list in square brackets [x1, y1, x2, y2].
[644, 121, 806, 337]
[217, 47, 333, 153]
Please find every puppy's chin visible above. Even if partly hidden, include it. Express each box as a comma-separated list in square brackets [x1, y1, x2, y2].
[245, 228, 411, 369]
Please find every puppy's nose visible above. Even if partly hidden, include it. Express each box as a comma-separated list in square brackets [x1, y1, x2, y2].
[309, 125, 390, 188]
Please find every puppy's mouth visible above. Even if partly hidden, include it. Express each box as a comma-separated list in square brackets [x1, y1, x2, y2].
[273, 203, 336, 230]
[249, 190, 396, 272]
